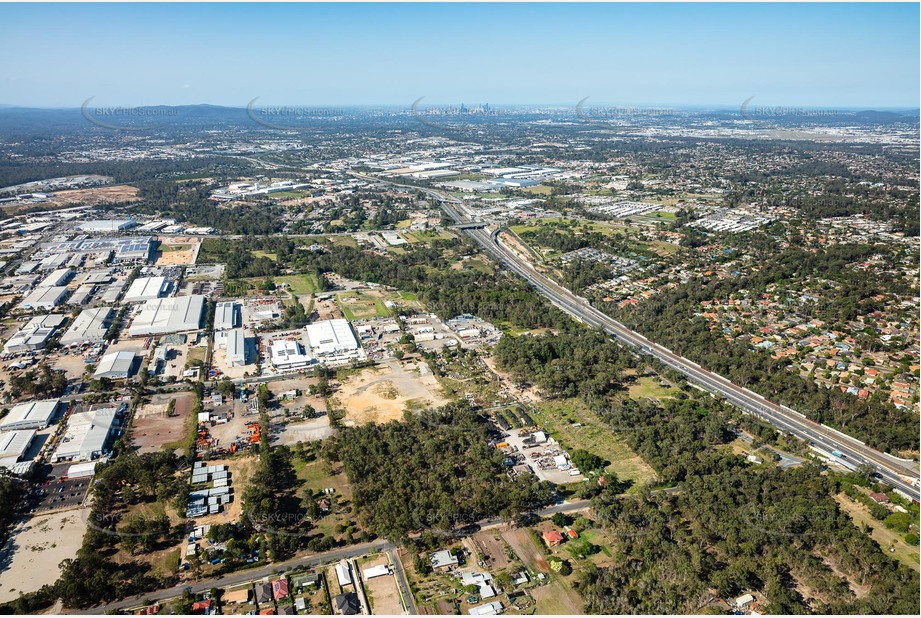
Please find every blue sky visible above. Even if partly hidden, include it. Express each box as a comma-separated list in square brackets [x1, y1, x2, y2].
[1, 2, 918, 108]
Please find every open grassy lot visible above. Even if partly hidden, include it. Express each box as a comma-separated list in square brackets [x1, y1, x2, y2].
[275, 273, 320, 295]
[627, 375, 680, 401]
[835, 493, 920, 572]
[520, 184, 553, 196]
[336, 291, 391, 320]
[530, 398, 657, 489]
[251, 250, 278, 261]
[328, 235, 358, 248]
[402, 229, 456, 244]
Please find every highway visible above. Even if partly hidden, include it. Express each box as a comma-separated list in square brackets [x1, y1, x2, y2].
[407, 182, 920, 499]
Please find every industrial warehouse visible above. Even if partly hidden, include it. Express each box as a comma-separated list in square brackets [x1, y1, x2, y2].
[127, 295, 205, 336]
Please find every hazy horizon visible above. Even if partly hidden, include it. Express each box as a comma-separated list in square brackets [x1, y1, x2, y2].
[1, 2, 918, 109]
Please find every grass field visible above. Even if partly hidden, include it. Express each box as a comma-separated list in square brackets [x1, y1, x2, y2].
[835, 493, 920, 571]
[627, 375, 680, 401]
[521, 184, 553, 196]
[275, 273, 320, 295]
[328, 235, 358, 248]
[530, 398, 657, 489]
[251, 250, 278, 261]
[335, 291, 391, 321]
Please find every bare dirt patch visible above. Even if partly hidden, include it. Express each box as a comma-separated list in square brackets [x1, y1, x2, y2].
[0, 510, 87, 603]
[334, 360, 449, 426]
[502, 528, 549, 573]
[48, 185, 140, 207]
[131, 392, 195, 454]
[154, 236, 201, 266]
[360, 554, 404, 615]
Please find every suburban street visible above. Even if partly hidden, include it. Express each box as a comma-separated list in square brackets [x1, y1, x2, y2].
[71, 499, 603, 615]
[375, 176, 921, 499]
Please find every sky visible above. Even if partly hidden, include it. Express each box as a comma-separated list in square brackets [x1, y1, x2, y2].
[0, 2, 918, 109]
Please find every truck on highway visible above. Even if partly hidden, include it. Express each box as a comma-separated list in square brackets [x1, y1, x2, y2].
[832, 450, 845, 458]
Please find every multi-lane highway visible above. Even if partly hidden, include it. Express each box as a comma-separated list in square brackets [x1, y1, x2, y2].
[468, 225, 919, 496]
[399, 181, 920, 498]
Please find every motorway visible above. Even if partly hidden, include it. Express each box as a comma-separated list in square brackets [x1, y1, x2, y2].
[387, 178, 920, 498]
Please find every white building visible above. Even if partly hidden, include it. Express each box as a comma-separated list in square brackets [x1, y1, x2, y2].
[37, 268, 73, 288]
[0, 399, 61, 432]
[0, 430, 35, 469]
[128, 295, 204, 337]
[76, 219, 137, 233]
[3, 314, 66, 353]
[270, 339, 313, 370]
[60, 307, 114, 346]
[93, 351, 137, 380]
[214, 301, 241, 331]
[305, 319, 363, 362]
[215, 328, 248, 367]
[122, 276, 170, 303]
[17, 286, 68, 311]
[53, 406, 119, 462]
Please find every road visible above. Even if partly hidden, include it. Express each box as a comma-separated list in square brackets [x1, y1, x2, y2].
[362, 175, 920, 498]
[469, 227, 919, 496]
[387, 547, 417, 615]
[74, 540, 392, 615]
[71, 498, 601, 615]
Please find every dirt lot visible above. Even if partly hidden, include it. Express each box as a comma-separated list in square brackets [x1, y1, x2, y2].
[503, 528, 549, 573]
[335, 359, 448, 426]
[47, 185, 140, 207]
[47, 350, 91, 381]
[154, 236, 202, 266]
[131, 391, 196, 454]
[469, 531, 511, 570]
[0, 510, 87, 602]
[360, 554, 404, 615]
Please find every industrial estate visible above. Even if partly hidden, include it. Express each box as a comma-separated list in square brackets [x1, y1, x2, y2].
[0, 2, 919, 617]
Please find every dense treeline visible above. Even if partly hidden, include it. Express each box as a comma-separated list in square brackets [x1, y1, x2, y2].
[0, 156, 251, 190]
[577, 397, 920, 614]
[199, 237, 282, 279]
[494, 330, 634, 399]
[47, 452, 188, 609]
[0, 472, 26, 543]
[129, 180, 286, 235]
[298, 241, 573, 330]
[608, 244, 919, 453]
[324, 403, 555, 541]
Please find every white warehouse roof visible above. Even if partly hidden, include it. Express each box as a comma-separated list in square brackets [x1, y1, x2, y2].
[128, 295, 205, 337]
[60, 307, 114, 346]
[214, 301, 240, 331]
[0, 399, 61, 432]
[37, 268, 73, 288]
[17, 286, 68, 311]
[93, 351, 137, 379]
[305, 319, 359, 356]
[53, 406, 119, 462]
[123, 276, 170, 303]
[0, 430, 36, 469]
